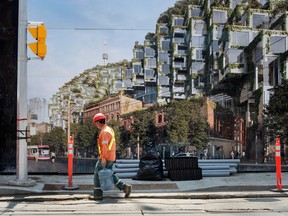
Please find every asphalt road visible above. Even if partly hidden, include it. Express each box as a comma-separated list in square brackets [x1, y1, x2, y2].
[1, 196, 288, 215]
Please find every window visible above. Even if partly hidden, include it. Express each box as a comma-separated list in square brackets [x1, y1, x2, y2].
[212, 10, 227, 24]
[159, 75, 169, 85]
[196, 49, 203, 60]
[162, 63, 170, 74]
[192, 36, 204, 47]
[135, 50, 144, 59]
[270, 36, 286, 53]
[161, 40, 170, 51]
[160, 26, 168, 34]
[231, 31, 249, 46]
[191, 7, 201, 17]
[252, 13, 269, 28]
[159, 52, 169, 62]
[145, 69, 155, 79]
[125, 69, 132, 79]
[174, 18, 184, 26]
[194, 22, 205, 35]
[147, 58, 156, 68]
[102, 70, 109, 77]
[133, 64, 142, 74]
[145, 48, 155, 57]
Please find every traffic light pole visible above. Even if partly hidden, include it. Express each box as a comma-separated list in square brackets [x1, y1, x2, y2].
[9, 0, 35, 186]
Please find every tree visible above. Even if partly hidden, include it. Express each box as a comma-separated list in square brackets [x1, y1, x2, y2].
[187, 98, 209, 149]
[129, 110, 157, 146]
[42, 127, 66, 153]
[165, 100, 190, 145]
[265, 79, 288, 142]
[30, 134, 43, 146]
[75, 118, 98, 149]
[165, 98, 209, 149]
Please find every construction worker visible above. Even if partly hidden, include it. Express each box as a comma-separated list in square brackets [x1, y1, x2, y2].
[92, 112, 132, 200]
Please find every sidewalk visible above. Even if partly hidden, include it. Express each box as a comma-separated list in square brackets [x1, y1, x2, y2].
[1, 172, 288, 201]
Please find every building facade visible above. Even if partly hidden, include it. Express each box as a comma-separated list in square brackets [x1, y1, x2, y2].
[84, 93, 143, 123]
[48, 0, 288, 161]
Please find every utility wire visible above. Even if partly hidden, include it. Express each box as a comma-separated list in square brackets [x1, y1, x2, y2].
[47, 27, 154, 31]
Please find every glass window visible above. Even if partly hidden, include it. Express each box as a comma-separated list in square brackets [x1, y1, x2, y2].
[159, 52, 169, 62]
[145, 69, 155, 79]
[159, 75, 170, 85]
[147, 58, 156, 68]
[125, 69, 132, 79]
[192, 36, 204, 47]
[252, 14, 269, 28]
[160, 26, 168, 34]
[212, 10, 227, 24]
[270, 36, 286, 53]
[135, 50, 144, 59]
[191, 7, 201, 17]
[145, 47, 155, 57]
[161, 40, 170, 51]
[133, 64, 142, 74]
[162, 63, 170, 74]
[174, 18, 184, 26]
[231, 31, 249, 46]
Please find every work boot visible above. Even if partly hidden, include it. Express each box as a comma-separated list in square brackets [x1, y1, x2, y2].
[123, 184, 132, 198]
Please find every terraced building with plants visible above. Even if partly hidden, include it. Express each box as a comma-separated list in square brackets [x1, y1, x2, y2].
[49, 0, 288, 161]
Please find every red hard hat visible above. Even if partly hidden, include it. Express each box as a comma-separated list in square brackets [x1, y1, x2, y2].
[92, 113, 106, 124]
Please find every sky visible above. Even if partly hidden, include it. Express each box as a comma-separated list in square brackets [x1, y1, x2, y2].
[27, 0, 178, 103]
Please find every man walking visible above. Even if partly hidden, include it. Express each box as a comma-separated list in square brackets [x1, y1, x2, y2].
[92, 113, 132, 200]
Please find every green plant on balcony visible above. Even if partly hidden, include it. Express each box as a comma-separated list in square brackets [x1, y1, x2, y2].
[71, 87, 81, 94]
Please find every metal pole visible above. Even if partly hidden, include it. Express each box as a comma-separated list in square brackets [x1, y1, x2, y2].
[137, 135, 140, 160]
[255, 133, 258, 164]
[17, 0, 28, 181]
[9, 0, 35, 186]
[67, 99, 71, 141]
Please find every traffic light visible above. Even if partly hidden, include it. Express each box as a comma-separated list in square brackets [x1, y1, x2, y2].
[28, 24, 47, 58]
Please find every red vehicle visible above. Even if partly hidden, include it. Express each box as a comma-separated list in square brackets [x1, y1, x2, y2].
[27, 145, 50, 160]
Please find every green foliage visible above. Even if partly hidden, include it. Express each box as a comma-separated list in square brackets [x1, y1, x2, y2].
[265, 79, 288, 142]
[271, 0, 288, 16]
[30, 134, 42, 146]
[165, 98, 209, 148]
[42, 127, 66, 152]
[75, 118, 98, 149]
[129, 110, 157, 146]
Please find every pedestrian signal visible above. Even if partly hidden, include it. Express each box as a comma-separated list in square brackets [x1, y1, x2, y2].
[28, 25, 47, 58]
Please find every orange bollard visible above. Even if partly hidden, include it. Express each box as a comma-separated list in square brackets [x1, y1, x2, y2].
[275, 138, 282, 190]
[62, 136, 79, 190]
[68, 136, 73, 187]
[271, 137, 287, 192]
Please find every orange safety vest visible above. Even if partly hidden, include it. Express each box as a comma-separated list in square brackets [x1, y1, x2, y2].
[98, 125, 116, 162]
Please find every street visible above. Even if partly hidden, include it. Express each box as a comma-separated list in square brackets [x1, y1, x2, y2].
[1, 197, 288, 215]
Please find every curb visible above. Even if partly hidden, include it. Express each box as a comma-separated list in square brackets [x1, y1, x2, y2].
[1, 191, 288, 202]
